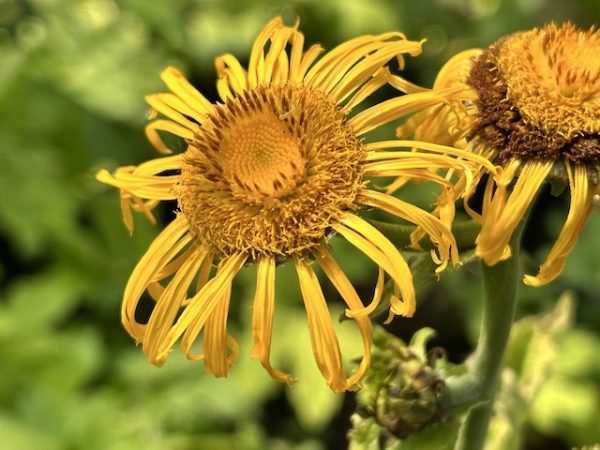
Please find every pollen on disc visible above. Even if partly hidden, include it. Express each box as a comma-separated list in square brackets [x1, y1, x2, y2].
[219, 111, 305, 201]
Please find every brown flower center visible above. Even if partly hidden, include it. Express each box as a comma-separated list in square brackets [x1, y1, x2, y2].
[468, 23, 600, 164]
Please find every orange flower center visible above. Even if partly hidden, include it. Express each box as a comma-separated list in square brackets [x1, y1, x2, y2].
[219, 110, 306, 202]
[178, 84, 365, 258]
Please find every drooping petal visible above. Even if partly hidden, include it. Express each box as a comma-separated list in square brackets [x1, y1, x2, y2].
[357, 189, 459, 271]
[121, 215, 191, 341]
[477, 160, 553, 265]
[333, 213, 415, 318]
[163, 253, 247, 363]
[143, 245, 210, 365]
[345, 267, 385, 318]
[294, 256, 346, 393]
[96, 154, 182, 232]
[250, 256, 294, 384]
[524, 164, 594, 286]
[203, 284, 236, 377]
[313, 245, 373, 389]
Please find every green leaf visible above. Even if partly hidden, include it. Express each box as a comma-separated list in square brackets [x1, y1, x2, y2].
[0, 139, 79, 257]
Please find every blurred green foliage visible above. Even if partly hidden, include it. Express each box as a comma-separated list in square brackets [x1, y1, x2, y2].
[1, 0, 599, 449]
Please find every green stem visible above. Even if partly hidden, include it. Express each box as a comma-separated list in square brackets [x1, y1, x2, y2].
[369, 218, 481, 251]
[453, 223, 525, 450]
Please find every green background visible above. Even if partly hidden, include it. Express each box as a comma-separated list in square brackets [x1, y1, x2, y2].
[1, 0, 599, 449]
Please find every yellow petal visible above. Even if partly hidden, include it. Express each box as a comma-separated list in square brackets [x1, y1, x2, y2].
[145, 93, 205, 129]
[350, 89, 461, 135]
[145, 119, 194, 154]
[333, 213, 415, 318]
[524, 164, 594, 286]
[294, 256, 346, 393]
[215, 53, 248, 96]
[477, 160, 553, 265]
[330, 39, 422, 103]
[121, 215, 191, 341]
[345, 267, 385, 318]
[248, 17, 284, 87]
[203, 284, 235, 377]
[143, 246, 209, 365]
[165, 253, 247, 362]
[313, 246, 373, 389]
[160, 66, 214, 115]
[261, 24, 296, 84]
[357, 189, 459, 270]
[250, 256, 294, 384]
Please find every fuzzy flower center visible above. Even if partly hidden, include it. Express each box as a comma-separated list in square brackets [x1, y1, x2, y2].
[468, 23, 600, 164]
[497, 23, 600, 138]
[178, 84, 364, 257]
[219, 110, 306, 201]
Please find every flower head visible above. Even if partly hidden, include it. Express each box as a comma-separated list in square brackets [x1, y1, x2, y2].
[400, 23, 600, 286]
[97, 17, 483, 391]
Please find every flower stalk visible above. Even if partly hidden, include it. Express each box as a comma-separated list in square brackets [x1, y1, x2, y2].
[453, 219, 526, 450]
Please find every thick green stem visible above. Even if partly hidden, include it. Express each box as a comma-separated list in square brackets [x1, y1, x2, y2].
[453, 224, 525, 450]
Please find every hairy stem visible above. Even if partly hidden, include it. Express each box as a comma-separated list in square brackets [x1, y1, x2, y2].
[453, 224, 525, 450]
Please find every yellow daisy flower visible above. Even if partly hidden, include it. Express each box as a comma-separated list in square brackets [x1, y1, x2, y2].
[400, 23, 600, 287]
[97, 17, 490, 392]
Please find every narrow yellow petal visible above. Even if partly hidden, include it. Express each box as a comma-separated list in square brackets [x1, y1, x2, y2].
[159, 66, 214, 115]
[313, 246, 372, 389]
[250, 256, 294, 384]
[121, 215, 191, 341]
[119, 191, 135, 234]
[134, 154, 183, 175]
[96, 168, 178, 201]
[365, 139, 497, 173]
[272, 49, 290, 84]
[350, 89, 459, 135]
[524, 165, 594, 286]
[293, 43, 325, 82]
[294, 257, 346, 393]
[477, 160, 553, 265]
[345, 267, 385, 318]
[387, 73, 429, 94]
[288, 29, 306, 81]
[216, 77, 234, 102]
[145, 94, 204, 129]
[143, 246, 209, 365]
[333, 213, 415, 318]
[203, 284, 234, 377]
[305, 32, 413, 92]
[358, 189, 459, 270]
[343, 67, 391, 113]
[248, 17, 284, 87]
[145, 119, 194, 154]
[215, 53, 248, 95]
[151, 244, 199, 282]
[433, 49, 481, 89]
[261, 24, 296, 84]
[330, 40, 422, 103]
[164, 253, 247, 362]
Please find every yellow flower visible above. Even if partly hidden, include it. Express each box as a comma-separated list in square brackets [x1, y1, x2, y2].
[97, 17, 488, 392]
[400, 23, 600, 287]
